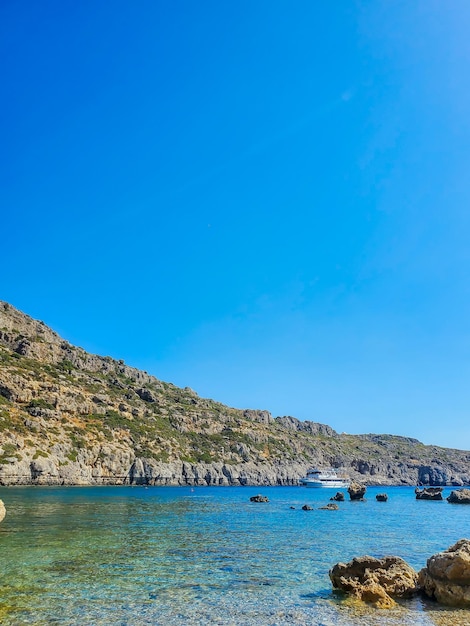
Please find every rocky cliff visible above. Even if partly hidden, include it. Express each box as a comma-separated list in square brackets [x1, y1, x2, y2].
[1, 300, 470, 486]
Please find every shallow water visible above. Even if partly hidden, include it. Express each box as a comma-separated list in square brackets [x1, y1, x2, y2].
[0, 485, 469, 625]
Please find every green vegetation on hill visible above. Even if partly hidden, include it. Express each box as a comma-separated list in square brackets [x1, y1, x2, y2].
[0, 300, 469, 486]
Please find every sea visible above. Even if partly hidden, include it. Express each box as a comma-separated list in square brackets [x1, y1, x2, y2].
[0, 485, 469, 625]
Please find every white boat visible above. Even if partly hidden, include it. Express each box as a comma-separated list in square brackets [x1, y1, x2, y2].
[299, 467, 349, 488]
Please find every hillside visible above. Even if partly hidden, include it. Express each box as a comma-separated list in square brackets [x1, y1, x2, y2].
[1, 300, 469, 486]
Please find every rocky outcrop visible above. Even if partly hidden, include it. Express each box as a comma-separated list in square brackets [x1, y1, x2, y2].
[415, 487, 443, 500]
[329, 555, 419, 608]
[418, 539, 470, 606]
[348, 481, 366, 500]
[330, 492, 345, 501]
[302, 504, 313, 511]
[376, 493, 388, 502]
[447, 489, 470, 504]
[319, 503, 338, 510]
[275, 415, 336, 437]
[0, 499, 5, 523]
[250, 494, 269, 502]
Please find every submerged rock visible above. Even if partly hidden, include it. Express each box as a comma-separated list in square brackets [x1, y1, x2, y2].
[0, 499, 5, 523]
[330, 491, 345, 501]
[319, 503, 339, 510]
[250, 494, 269, 503]
[348, 481, 366, 501]
[302, 504, 313, 511]
[418, 539, 470, 606]
[376, 493, 388, 502]
[447, 489, 470, 504]
[329, 555, 418, 608]
[415, 487, 443, 500]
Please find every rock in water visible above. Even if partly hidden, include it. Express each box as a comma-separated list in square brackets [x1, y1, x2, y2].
[447, 489, 470, 504]
[249, 494, 269, 503]
[330, 492, 345, 501]
[329, 555, 418, 608]
[302, 504, 313, 511]
[319, 503, 339, 510]
[415, 487, 443, 500]
[0, 499, 5, 523]
[376, 493, 388, 502]
[418, 539, 470, 606]
[348, 481, 366, 500]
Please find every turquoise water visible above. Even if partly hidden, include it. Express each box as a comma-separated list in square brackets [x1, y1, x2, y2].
[0, 486, 469, 625]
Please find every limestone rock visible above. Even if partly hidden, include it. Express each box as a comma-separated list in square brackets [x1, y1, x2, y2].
[319, 503, 339, 510]
[250, 494, 269, 502]
[415, 487, 443, 500]
[0, 499, 5, 523]
[348, 481, 366, 500]
[302, 504, 313, 511]
[329, 555, 418, 608]
[330, 491, 345, 501]
[418, 465, 448, 486]
[376, 493, 388, 502]
[447, 489, 470, 504]
[418, 539, 470, 607]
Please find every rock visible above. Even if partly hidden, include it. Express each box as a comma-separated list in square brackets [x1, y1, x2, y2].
[302, 504, 313, 511]
[0, 499, 5, 523]
[418, 539, 470, 606]
[319, 503, 339, 510]
[447, 489, 470, 504]
[376, 493, 388, 502]
[348, 481, 366, 500]
[135, 388, 157, 403]
[243, 410, 274, 425]
[250, 494, 269, 503]
[329, 555, 419, 608]
[415, 487, 443, 500]
[290, 506, 295, 509]
[418, 466, 448, 486]
[330, 491, 345, 501]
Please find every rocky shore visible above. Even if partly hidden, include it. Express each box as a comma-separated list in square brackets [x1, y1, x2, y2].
[330, 539, 470, 609]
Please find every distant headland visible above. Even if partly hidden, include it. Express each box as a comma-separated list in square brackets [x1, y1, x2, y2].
[1, 300, 469, 487]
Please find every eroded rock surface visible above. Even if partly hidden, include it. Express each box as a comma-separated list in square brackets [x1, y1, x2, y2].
[250, 494, 269, 503]
[447, 489, 470, 504]
[330, 491, 345, 501]
[0, 499, 5, 523]
[418, 539, 470, 606]
[319, 503, 339, 510]
[415, 487, 443, 500]
[348, 481, 366, 500]
[329, 555, 418, 608]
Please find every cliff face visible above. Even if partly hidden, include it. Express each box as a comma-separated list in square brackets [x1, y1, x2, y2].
[1, 301, 469, 486]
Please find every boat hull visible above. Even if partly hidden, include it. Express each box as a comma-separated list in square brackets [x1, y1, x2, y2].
[300, 479, 349, 488]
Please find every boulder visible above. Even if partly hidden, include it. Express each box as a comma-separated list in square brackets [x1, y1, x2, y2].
[330, 491, 345, 502]
[250, 494, 269, 503]
[376, 493, 388, 502]
[319, 503, 339, 510]
[348, 481, 366, 500]
[0, 499, 5, 523]
[447, 489, 470, 504]
[329, 555, 418, 608]
[418, 539, 470, 606]
[415, 487, 443, 500]
[302, 504, 313, 511]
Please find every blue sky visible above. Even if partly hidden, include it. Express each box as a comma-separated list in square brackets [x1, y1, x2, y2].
[2, 1, 470, 449]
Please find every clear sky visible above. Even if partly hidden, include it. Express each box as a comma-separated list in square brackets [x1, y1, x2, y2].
[2, 1, 470, 449]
